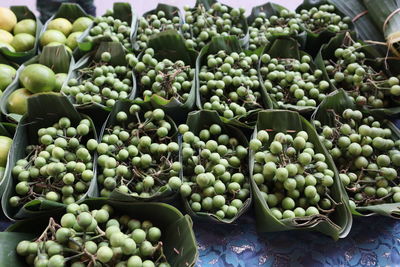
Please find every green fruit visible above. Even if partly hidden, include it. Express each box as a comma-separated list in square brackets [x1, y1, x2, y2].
[40, 30, 66, 46]
[10, 33, 35, 52]
[0, 63, 16, 90]
[72, 17, 92, 32]
[20, 64, 56, 93]
[0, 29, 13, 43]
[0, 136, 12, 167]
[54, 73, 68, 92]
[7, 88, 32, 115]
[65, 31, 82, 50]
[13, 19, 36, 35]
[48, 18, 72, 36]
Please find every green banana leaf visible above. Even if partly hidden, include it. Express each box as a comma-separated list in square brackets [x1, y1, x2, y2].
[0, 122, 16, 197]
[39, 3, 92, 59]
[78, 2, 137, 53]
[314, 32, 400, 117]
[133, 4, 184, 53]
[187, 0, 249, 49]
[132, 30, 198, 124]
[0, 6, 42, 64]
[97, 100, 180, 203]
[259, 36, 327, 114]
[250, 110, 352, 239]
[195, 35, 264, 129]
[247, 2, 307, 49]
[311, 89, 400, 218]
[1, 94, 98, 220]
[0, 198, 198, 267]
[180, 110, 252, 223]
[64, 42, 132, 128]
[296, 0, 355, 57]
[0, 45, 73, 123]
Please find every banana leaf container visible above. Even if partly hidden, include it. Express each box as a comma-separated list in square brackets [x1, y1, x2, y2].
[311, 89, 400, 218]
[97, 100, 180, 203]
[250, 110, 352, 239]
[0, 45, 74, 123]
[63, 41, 132, 129]
[0, 6, 42, 64]
[133, 3, 184, 53]
[258, 36, 332, 114]
[296, 0, 354, 57]
[180, 110, 252, 223]
[247, 2, 307, 51]
[185, 0, 249, 50]
[0, 122, 16, 197]
[314, 32, 400, 117]
[78, 2, 137, 53]
[0, 199, 198, 267]
[1, 94, 98, 220]
[134, 30, 198, 124]
[196, 35, 264, 129]
[39, 3, 93, 59]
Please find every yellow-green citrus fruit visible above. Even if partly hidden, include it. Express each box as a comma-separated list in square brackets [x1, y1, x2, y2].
[0, 166, 5, 181]
[10, 33, 35, 52]
[0, 136, 12, 167]
[66, 31, 82, 50]
[72, 17, 92, 32]
[20, 64, 56, 93]
[0, 29, 13, 43]
[7, 88, 32, 115]
[13, 19, 36, 35]
[0, 42, 15, 52]
[0, 64, 16, 90]
[55, 73, 68, 91]
[41, 30, 66, 46]
[0, 7, 17, 32]
[48, 18, 72, 36]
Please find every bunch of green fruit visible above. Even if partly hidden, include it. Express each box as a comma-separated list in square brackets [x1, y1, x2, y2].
[97, 105, 180, 198]
[8, 117, 97, 207]
[129, 48, 194, 101]
[199, 50, 262, 120]
[16, 203, 170, 266]
[324, 41, 400, 108]
[248, 9, 301, 51]
[61, 52, 133, 108]
[83, 9, 132, 50]
[260, 53, 331, 108]
[250, 129, 338, 219]
[0, 7, 36, 52]
[41, 16, 92, 52]
[297, 4, 351, 34]
[7, 63, 67, 115]
[179, 123, 250, 220]
[314, 109, 400, 209]
[182, 3, 246, 50]
[135, 10, 181, 52]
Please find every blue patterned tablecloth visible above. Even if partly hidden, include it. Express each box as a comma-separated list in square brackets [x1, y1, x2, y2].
[4, 212, 399, 267]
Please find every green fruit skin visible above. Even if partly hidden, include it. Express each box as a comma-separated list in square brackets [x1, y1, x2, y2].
[40, 30, 66, 46]
[72, 17, 92, 32]
[7, 88, 32, 115]
[66, 32, 82, 50]
[20, 64, 56, 93]
[0, 136, 12, 167]
[13, 19, 36, 35]
[54, 73, 68, 92]
[10, 33, 35, 52]
[0, 63, 16, 90]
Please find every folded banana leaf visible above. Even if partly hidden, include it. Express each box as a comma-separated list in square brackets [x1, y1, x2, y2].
[250, 110, 352, 239]
[133, 4, 184, 53]
[180, 110, 252, 223]
[312, 89, 400, 218]
[296, 0, 355, 56]
[196, 35, 264, 129]
[247, 2, 307, 50]
[259, 36, 327, 114]
[363, 0, 400, 57]
[97, 100, 180, 203]
[39, 3, 92, 59]
[64, 42, 131, 128]
[0, 122, 16, 197]
[314, 32, 400, 117]
[1, 94, 98, 220]
[0, 198, 198, 267]
[0, 6, 42, 64]
[78, 2, 137, 52]
[132, 30, 198, 124]
[0, 45, 73, 123]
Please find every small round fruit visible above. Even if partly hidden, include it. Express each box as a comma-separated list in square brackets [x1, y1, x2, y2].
[72, 17, 92, 32]
[40, 30, 66, 46]
[13, 19, 36, 35]
[7, 88, 32, 115]
[54, 73, 68, 92]
[10, 33, 35, 52]
[0, 29, 13, 44]
[48, 18, 73, 36]
[0, 64, 16, 90]
[65, 31, 82, 50]
[0, 136, 12, 167]
[0, 7, 17, 32]
[20, 64, 56, 93]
